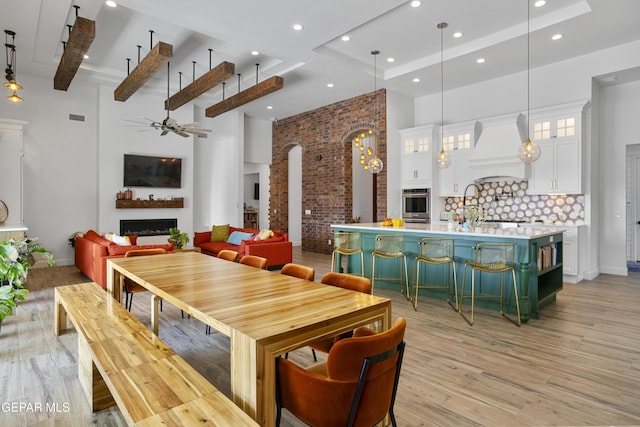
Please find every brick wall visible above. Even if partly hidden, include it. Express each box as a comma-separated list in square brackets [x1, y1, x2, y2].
[271, 89, 387, 253]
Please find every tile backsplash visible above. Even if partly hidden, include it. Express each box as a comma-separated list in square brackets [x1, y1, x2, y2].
[444, 180, 585, 225]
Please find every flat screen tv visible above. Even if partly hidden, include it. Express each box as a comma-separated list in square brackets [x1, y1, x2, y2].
[123, 154, 182, 188]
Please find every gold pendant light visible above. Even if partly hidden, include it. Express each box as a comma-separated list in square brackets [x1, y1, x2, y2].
[518, 0, 541, 163]
[368, 50, 383, 174]
[436, 22, 451, 169]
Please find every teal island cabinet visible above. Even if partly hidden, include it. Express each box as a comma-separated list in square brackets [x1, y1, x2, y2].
[330, 223, 565, 323]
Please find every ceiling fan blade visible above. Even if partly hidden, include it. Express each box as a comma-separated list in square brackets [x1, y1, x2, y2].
[174, 130, 190, 138]
[161, 130, 169, 136]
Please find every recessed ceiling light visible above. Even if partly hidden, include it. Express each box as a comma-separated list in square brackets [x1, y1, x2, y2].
[410, 1, 422, 7]
[267, 106, 273, 110]
[341, 35, 350, 42]
[413, 78, 420, 83]
[453, 32, 462, 38]
[251, 50, 259, 56]
[327, 83, 334, 88]
[477, 58, 485, 64]
[534, 0, 546, 7]
[292, 24, 303, 31]
[387, 57, 395, 63]
[84, 54, 89, 59]
[105, 1, 117, 7]
[552, 34, 563, 40]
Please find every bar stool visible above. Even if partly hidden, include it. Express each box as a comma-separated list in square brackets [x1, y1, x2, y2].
[413, 238, 458, 311]
[370, 234, 410, 299]
[459, 243, 521, 326]
[331, 231, 364, 276]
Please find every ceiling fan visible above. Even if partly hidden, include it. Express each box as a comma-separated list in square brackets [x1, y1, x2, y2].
[125, 62, 211, 138]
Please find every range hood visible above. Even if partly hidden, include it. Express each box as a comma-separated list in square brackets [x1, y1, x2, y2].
[468, 113, 529, 181]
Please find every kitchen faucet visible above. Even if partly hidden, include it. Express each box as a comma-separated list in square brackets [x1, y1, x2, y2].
[462, 183, 481, 221]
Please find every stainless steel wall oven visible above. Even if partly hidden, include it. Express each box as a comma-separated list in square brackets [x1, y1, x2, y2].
[402, 188, 430, 223]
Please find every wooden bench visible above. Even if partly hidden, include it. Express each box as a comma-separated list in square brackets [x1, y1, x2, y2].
[55, 282, 257, 426]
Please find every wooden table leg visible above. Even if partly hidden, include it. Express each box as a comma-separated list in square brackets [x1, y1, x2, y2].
[106, 260, 123, 302]
[151, 295, 161, 335]
[54, 290, 67, 336]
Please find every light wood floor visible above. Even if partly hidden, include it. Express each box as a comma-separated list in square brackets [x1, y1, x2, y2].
[1, 248, 640, 426]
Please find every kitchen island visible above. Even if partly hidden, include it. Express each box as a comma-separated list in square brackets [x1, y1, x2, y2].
[331, 222, 565, 322]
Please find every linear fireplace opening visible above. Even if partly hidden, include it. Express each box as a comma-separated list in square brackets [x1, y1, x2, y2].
[120, 218, 177, 237]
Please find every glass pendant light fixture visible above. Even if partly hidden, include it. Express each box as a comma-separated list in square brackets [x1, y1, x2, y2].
[367, 50, 383, 174]
[4, 30, 24, 102]
[436, 22, 451, 169]
[518, 0, 541, 163]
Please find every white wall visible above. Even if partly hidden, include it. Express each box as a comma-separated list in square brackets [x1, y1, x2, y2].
[598, 79, 640, 275]
[0, 73, 98, 265]
[96, 84, 194, 242]
[386, 90, 414, 218]
[193, 109, 244, 231]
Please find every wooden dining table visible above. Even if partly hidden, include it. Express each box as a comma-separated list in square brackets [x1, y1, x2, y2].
[106, 252, 392, 426]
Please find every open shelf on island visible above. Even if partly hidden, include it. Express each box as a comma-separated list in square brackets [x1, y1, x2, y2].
[116, 198, 184, 209]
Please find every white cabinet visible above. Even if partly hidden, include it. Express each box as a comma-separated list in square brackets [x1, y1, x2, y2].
[439, 149, 471, 196]
[527, 101, 589, 195]
[400, 125, 435, 189]
[438, 121, 479, 196]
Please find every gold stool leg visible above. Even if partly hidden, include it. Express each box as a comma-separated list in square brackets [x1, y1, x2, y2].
[500, 268, 522, 327]
[371, 253, 376, 294]
[447, 261, 459, 312]
[402, 255, 410, 300]
[413, 259, 421, 311]
[459, 264, 476, 326]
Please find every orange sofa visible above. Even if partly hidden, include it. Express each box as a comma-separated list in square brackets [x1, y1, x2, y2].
[74, 230, 173, 288]
[194, 226, 292, 269]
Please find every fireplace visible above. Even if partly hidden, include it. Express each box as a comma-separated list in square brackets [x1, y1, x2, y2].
[120, 219, 177, 237]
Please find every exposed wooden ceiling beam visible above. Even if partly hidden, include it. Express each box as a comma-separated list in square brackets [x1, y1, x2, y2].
[114, 42, 173, 102]
[205, 76, 284, 118]
[53, 16, 95, 91]
[165, 61, 235, 111]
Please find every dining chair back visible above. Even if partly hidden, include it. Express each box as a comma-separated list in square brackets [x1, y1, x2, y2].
[280, 263, 315, 281]
[276, 317, 407, 427]
[122, 248, 167, 311]
[217, 249, 239, 262]
[239, 254, 268, 269]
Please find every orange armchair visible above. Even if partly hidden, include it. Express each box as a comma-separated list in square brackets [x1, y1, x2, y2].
[276, 317, 406, 427]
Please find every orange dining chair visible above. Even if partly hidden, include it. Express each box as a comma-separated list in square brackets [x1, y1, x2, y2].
[122, 248, 167, 311]
[307, 272, 372, 361]
[239, 254, 268, 269]
[280, 263, 315, 281]
[217, 249, 239, 262]
[276, 317, 407, 427]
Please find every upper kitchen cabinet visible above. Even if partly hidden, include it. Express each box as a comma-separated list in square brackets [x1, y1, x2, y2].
[527, 100, 590, 195]
[400, 124, 436, 189]
[439, 121, 481, 196]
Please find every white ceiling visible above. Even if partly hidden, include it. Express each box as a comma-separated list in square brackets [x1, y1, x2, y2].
[3, 0, 640, 121]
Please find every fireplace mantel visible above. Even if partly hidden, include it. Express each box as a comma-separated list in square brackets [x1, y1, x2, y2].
[116, 198, 184, 209]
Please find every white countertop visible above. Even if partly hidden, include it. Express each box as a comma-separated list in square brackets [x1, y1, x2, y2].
[331, 222, 565, 240]
[0, 224, 28, 232]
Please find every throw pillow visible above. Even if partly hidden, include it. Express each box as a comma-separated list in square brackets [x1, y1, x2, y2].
[254, 229, 274, 240]
[211, 224, 230, 242]
[227, 231, 255, 245]
[104, 232, 132, 246]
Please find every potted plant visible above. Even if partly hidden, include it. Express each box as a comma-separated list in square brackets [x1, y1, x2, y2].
[0, 238, 54, 330]
[168, 227, 189, 249]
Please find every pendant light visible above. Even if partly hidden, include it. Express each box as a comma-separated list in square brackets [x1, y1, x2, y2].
[518, 0, 541, 163]
[367, 50, 383, 174]
[436, 22, 451, 169]
[4, 30, 24, 103]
